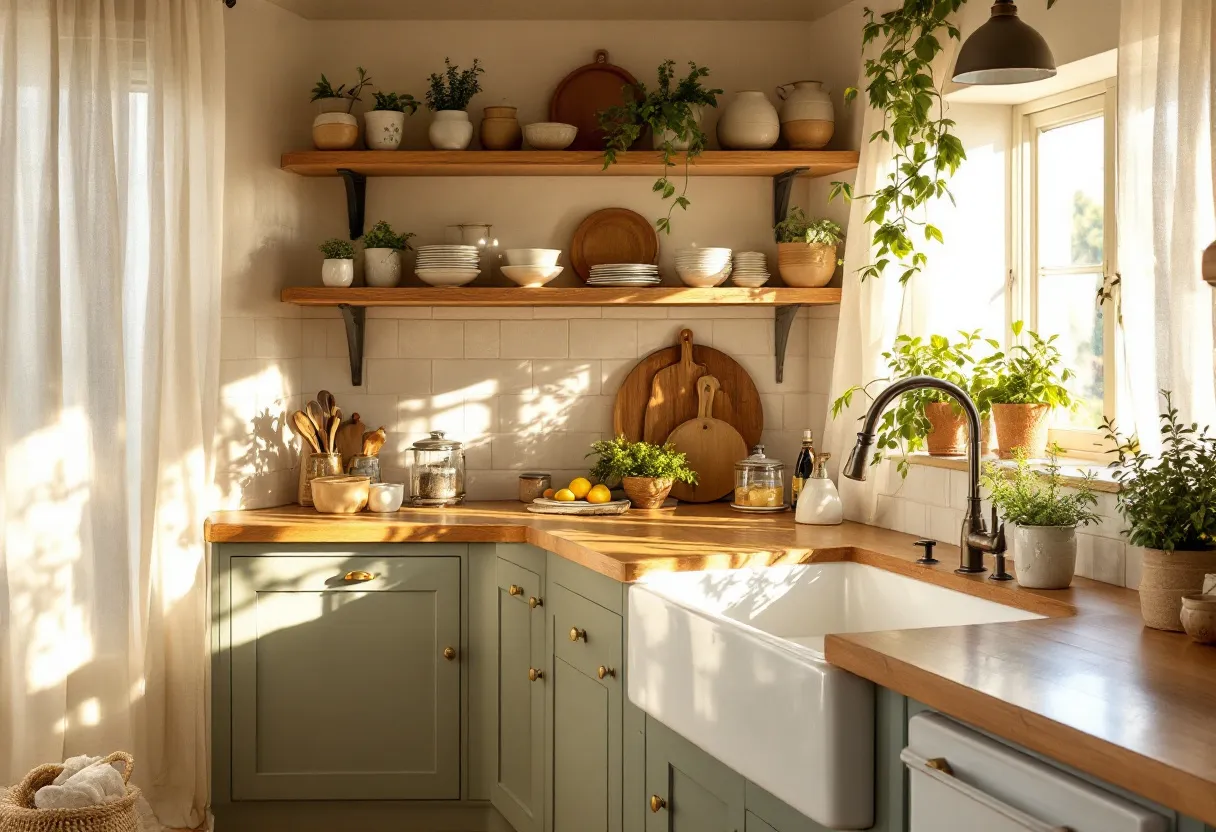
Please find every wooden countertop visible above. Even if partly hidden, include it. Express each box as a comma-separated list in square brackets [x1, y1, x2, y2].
[206, 502, 1216, 825]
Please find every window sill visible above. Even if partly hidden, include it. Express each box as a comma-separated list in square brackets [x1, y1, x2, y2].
[899, 452, 1121, 493]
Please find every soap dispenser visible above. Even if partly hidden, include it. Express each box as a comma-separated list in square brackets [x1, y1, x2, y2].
[795, 453, 843, 525]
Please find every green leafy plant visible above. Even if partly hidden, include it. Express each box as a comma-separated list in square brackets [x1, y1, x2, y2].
[362, 220, 415, 251]
[982, 447, 1099, 528]
[977, 321, 1074, 409]
[372, 91, 420, 114]
[310, 67, 372, 114]
[774, 207, 844, 245]
[599, 60, 722, 234]
[318, 238, 355, 259]
[1103, 391, 1216, 551]
[425, 58, 484, 111]
[586, 436, 698, 486]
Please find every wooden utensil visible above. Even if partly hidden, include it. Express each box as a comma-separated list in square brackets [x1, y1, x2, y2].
[550, 50, 642, 151]
[666, 376, 747, 503]
[291, 410, 322, 454]
[336, 413, 367, 459]
[613, 338, 763, 447]
[643, 329, 706, 444]
[306, 400, 328, 447]
[570, 207, 659, 282]
[362, 427, 387, 457]
[317, 389, 336, 415]
[327, 410, 341, 455]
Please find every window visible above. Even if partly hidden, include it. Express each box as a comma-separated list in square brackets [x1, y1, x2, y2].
[1012, 80, 1118, 457]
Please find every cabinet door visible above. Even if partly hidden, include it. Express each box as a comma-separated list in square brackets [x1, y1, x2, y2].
[494, 558, 545, 832]
[745, 814, 780, 832]
[549, 584, 623, 832]
[230, 555, 461, 800]
[645, 716, 745, 832]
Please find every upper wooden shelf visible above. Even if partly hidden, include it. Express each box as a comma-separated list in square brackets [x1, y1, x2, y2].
[281, 286, 842, 308]
[280, 150, 860, 178]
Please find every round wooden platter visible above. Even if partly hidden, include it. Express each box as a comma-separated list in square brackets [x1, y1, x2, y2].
[550, 49, 642, 152]
[569, 207, 659, 282]
[527, 498, 631, 516]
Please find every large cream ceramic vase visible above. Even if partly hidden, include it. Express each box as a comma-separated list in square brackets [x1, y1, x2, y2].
[717, 91, 780, 150]
[776, 80, 835, 149]
[1138, 548, 1216, 631]
[991, 403, 1050, 459]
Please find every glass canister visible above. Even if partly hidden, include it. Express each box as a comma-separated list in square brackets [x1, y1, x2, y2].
[298, 452, 343, 507]
[733, 444, 786, 509]
[409, 430, 466, 507]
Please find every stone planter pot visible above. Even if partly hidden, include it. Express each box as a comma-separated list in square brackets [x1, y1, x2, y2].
[312, 112, 358, 150]
[321, 258, 354, 287]
[364, 248, 402, 288]
[991, 403, 1050, 459]
[364, 110, 405, 150]
[924, 402, 967, 456]
[717, 91, 780, 150]
[777, 241, 837, 287]
[429, 109, 474, 150]
[621, 476, 674, 509]
[1139, 548, 1216, 631]
[653, 106, 703, 151]
[1011, 525, 1077, 589]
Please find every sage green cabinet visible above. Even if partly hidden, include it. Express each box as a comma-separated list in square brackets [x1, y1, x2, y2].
[645, 716, 745, 832]
[745, 814, 780, 832]
[228, 553, 461, 801]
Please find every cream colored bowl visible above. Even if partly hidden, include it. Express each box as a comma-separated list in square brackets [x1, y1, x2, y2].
[524, 122, 578, 150]
[311, 475, 371, 514]
[505, 248, 561, 267]
[502, 264, 564, 287]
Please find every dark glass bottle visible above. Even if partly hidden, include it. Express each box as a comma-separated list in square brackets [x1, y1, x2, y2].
[791, 429, 815, 508]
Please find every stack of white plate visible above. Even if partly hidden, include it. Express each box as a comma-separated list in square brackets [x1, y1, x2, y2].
[731, 251, 770, 288]
[675, 247, 732, 288]
[587, 263, 661, 287]
[415, 245, 480, 287]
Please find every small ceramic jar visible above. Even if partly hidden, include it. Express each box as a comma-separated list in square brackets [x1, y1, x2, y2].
[733, 445, 786, 509]
[321, 258, 354, 287]
[1181, 594, 1216, 644]
[364, 110, 406, 150]
[518, 472, 551, 503]
[346, 454, 381, 483]
[368, 482, 405, 513]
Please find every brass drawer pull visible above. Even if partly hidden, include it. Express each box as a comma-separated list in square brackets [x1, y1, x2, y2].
[649, 795, 667, 813]
[528, 668, 544, 682]
[925, 757, 953, 775]
[569, 627, 587, 643]
[343, 570, 376, 583]
[597, 665, 616, 680]
[443, 646, 457, 661]
[509, 584, 524, 597]
[529, 596, 543, 609]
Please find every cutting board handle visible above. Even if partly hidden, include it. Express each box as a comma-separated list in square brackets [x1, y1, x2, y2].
[677, 329, 695, 366]
[697, 376, 720, 419]
[594, 49, 609, 63]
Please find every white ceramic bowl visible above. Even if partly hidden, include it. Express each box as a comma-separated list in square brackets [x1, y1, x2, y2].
[524, 122, 578, 150]
[311, 475, 371, 514]
[676, 266, 732, 288]
[505, 248, 561, 268]
[676, 247, 731, 258]
[501, 264, 564, 287]
[731, 275, 770, 288]
[416, 268, 480, 287]
[367, 482, 405, 513]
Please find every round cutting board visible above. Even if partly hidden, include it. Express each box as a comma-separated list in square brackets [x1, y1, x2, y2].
[570, 207, 659, 281]
[550, 50, 641, 151]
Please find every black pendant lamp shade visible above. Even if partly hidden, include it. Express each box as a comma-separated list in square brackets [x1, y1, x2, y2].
[952, 0, 1057, 85]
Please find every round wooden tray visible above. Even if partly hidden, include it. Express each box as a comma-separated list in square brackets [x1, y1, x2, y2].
[570, 207, 659, 282]
[550, 50, 642, 152]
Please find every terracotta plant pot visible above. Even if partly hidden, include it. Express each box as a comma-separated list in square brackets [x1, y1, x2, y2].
[777, 241, 838, 288]
[1011, 525, 1077, 589]
[924, 402, 967, 456]
[991, 403, 1050, 459]
[621, 476, 674, 509]
[1139, 548, 1216, 631]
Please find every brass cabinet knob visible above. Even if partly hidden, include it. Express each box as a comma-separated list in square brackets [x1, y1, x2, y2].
[649, 795, 667, 813]
[509, 584, 524, 597]
[597, 665, 616, 680]
[528, 596, 543, 609]
[443, 646, 457, 661]
[343, 570, 376, 583]
[569, 627, 587, 643]
[528, 668, 544, 682]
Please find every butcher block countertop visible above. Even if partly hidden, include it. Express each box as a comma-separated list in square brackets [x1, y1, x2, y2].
[205, 502, 1216, 825]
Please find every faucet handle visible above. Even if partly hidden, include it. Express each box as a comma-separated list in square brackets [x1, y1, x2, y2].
[913, 539, 939, 565]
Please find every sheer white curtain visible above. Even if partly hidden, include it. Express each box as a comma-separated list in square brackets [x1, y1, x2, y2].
[0, 1, 223, 827]
[1118, 0, 1216, 445]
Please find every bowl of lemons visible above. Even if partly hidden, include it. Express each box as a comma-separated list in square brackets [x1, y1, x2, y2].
[528, 477, 630, 515]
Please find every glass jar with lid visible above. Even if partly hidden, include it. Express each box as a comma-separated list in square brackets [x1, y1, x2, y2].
[733, 444, 786, 510]
[409, 431, 465, 507]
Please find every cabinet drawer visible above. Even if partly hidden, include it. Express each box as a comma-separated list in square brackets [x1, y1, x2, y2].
[552, 583, 623, 680]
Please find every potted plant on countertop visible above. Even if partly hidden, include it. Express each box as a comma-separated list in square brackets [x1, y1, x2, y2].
[319, 238, 356, 287]
[976, 321, 1074, 459]
[425, 58, 485, 150]
[982, 448, 1099, 589]
[1104, 392, 1216, 631]
[310, 67, 372, 150]
[365, 90, 419, 150]
[362, 221, 415, 288]
[599, 60, 722, 234]
[774, 207, 843, 288]
[587, 436, 697, 509]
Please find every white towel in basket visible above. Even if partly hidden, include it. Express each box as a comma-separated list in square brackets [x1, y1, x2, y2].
[33, 755, 127, 810]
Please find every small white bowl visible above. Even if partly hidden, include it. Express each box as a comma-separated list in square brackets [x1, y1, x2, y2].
[416, 268, 480, 287]
[731, 275, 770, 288]
[502, 264, 564, 287]
[505, 248, 561, 268]
[676, 266, 732, 288]
[524, 122, 578, 150]
[367, 482, 405, 513]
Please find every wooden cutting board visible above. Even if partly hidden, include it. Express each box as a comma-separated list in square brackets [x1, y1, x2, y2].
[550, 50, 642, 151]
[570, 207, 659, 282]
[667, 376, 747, 503]
[643, 329, 705, 444]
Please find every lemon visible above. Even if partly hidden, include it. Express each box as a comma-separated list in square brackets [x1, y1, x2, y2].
[586, 484, 612, 504]
[568, 477, 593, 499]
[554, 488, 577, 502]
[542, 488, 556, 499]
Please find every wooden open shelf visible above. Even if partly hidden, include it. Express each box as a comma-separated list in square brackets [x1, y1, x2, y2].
[281, 286, 842, 307]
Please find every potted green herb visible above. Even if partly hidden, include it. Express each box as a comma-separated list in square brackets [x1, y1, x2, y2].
[599, 61, 722, 234]
[982, 448, 1099, 589]
[310, 67, 372, 150]
[774, 207, 843, 287]
[318, 238, 356, 287]
[587, 436, 697, 509]
[362, 221, 415, 288]
[425, 58, 484, 150]
[977, 321, 1074, 459]
[1104, 392, 1216, 630]
[365, 91, 419, 150]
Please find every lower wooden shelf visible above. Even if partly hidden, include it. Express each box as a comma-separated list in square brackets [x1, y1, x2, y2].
[280, 286, 842, 307]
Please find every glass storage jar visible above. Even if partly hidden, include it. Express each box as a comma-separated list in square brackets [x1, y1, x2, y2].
[733, 444, 786, 509]
[409, 431, 466, 507]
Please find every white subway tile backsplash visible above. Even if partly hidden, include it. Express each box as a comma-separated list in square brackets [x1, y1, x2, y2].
[921, 466, 951, 508]
[255, 317, 302, 359]
[500, 320, 569, 359]
[533, 360, 601, 396]
[367, 306, 433, 319]
[570, 320, 637, 359]
[464, 320, 500, 359]
[365, 359, 433, 395]
[808, 317, 838, 359]
[807, 357, 834, 395]
[363, 319, 399, 359]
[300, 319, 332, 358]
[712, 320, 773, 356]
[1125, 545, 1144, 591]
[533, 306, 602, 319]
[600, 359, 633, 397]
[929, 506, 964, 545]
[602, 306, 667, 319]
[433, 359, 532, 397]
[638, 319, 702, 357]
[433, 306, 533, 319]
[221, 318, 257, 360]
[399, 320, 465, 359]
[900, 501, 930, 538]
[302, 357, 365, 397]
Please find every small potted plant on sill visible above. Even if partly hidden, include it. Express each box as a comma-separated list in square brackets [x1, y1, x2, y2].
[599, 60, 722, 234]
[310, 67, 372, 150]
[365, 91, 419, 150]
[1104, 391, 1216, 631]
[318, 238, 356, 287]
[982, 448, 1099, 589]
[425, 58, 484, 150]
[587, 436, 697, 509]
[976, 321, 1074, 459]
[362, 220, 415, 288]
[774, 207, 843, 287]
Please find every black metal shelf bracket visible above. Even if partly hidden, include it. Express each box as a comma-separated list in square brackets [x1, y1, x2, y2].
[772, 167, 809, 227]
[774, 304, 801, 384]
[338, 304, 366, 386]
[338, 168, 367, 240]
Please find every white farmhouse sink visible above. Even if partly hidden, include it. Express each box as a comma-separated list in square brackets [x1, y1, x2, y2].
[627, 562, 1043, 830]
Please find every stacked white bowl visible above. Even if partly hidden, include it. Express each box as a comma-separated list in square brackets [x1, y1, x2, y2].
[674, 247, 732, 288]
[731, 251, 770, 287]
[501, 248, 563, 287]
[415, 245, 480, 287]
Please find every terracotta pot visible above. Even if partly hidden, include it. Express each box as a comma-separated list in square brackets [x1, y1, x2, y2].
[621, 476, 674, 509]
[777, 242, 837, 287]
[991, 403, 1050, 459]
[1011, 525, 1076, 589]
[1139, 548, 1216, 631]
[480, 113, 522, 150]
[924, 402, 967, 455]
[312, 112, 358, 150]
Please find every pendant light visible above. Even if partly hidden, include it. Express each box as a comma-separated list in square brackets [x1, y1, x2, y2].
[952, 0, 1057, 85]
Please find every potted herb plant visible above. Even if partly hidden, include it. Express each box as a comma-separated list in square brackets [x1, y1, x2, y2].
[982, 449, 1099, 589]
[587, 436, 697, 509]
[365, 91, 419, 150]
[599, 61, 722, 234]
[1104, 392, 1216, 631]
[774, 207, 843, 287]
[310, 67, 372, 150]
[425, 58, 484, 150]
[318, 238, 356, 287]
[977, 321, 1074, 459]
[362, 221, 415, 288]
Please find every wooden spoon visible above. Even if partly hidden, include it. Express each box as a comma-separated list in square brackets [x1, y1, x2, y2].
[328, 410, 342, 456]
[306, 400, 328, 446]
[362, 427, 387, 457]
[317, 389, 336, 414]
[291, 410, 322, 454]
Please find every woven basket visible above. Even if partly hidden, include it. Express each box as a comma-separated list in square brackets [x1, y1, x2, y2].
[0, 752, 140, 832]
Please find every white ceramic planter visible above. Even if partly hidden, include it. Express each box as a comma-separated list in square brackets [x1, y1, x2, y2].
[1011, 525, 1077, 589]
[321, 258, 355, 287]
[717, 91, 780, 150]
[364, 248, 402, 287]
[312, 112, 358, 150]
[653, 105, 702, 151]
[364, 110, 405, 150]
[428, 110, 474, 150]
[777, 80, 835, 149]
